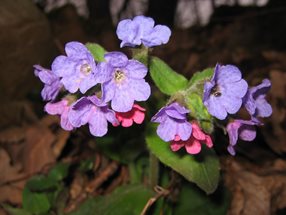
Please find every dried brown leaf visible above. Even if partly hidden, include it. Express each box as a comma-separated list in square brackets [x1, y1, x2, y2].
[223, 158, 286, 215]
[22, 124, 56, 174]
[261, 70, 286, 154]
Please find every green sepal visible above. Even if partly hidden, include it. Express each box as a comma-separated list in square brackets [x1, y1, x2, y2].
[85, 43, 107, 62]
[146, 124, 220, 194]
[185, 93, 214, 134]
[149, 57, 188, 95]
[189, 68, 213, 87]
[131, 45, 149, 65]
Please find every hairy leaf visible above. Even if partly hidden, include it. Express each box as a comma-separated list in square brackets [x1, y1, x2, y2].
[146, 124, 219, 194]
[149, 57, 188, 95]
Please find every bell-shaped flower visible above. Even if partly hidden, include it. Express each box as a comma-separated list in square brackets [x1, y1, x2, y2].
[116, 15, 171, 48]
[115, 104, 146, 127]
[171, 122, 213, 154]
[99, 51, 151, 112]
[151, 102, 192, 142]
[51, 41, 98, 94]
[226, 119, 261, 156]
[34, 65, 62, 101]
[243, 79, 272, 118]
[68, 96, 118, 137]
[203, 64, 248, 120]
[45, 99, 73, 131]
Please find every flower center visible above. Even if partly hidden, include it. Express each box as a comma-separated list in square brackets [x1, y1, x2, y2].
[114, 69, 125, 83]
[80, 63, 92, 75]
[211, 85, 222, 97]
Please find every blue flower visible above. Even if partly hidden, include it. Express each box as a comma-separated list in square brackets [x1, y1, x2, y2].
[116, 15, 171, 48]
[34, 65, 62, 101]
[226, 119, 260, 156]
[243, 79, 272, 118]
[203, 64, 248, 120]
[151, 103, 192, 142]
[51, 41, 98, 94]
[68, 96, 118, 137]
[98, 51, 151, 112]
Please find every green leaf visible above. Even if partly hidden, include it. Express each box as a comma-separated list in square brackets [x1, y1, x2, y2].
[146, 124, 220, 194]
[174, 182, 230, 215]
[22, 187, 51, 214]
[85, 43, 106, 62]
[185, 93, 214, 134]
[1, 204, 31, 215]
[149, 57, 188, 95]
[68, 184, 154, 215]
[48, 163, 70, 181]
[26, 175, 58, 192]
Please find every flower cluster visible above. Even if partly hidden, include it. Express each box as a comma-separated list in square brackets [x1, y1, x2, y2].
[36, 15, 272, 158]
[152, 63, 272, 156]
[35, 16, 171, 137]
[202, 63, 272, 155]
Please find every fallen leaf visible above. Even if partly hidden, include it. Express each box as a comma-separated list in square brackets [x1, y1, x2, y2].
[223, 157, 286, 215]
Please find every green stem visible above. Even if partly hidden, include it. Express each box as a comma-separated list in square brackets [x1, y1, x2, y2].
[149, 153, 159, 188]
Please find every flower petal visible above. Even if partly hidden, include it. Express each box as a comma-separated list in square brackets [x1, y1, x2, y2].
[142, 25, 171, 47]
[129, 79, 151, 102]
[88, 111, 108, 137]
[65, 41, 89, 58]
[185, 139, 202, 154]
[125, 60, 148, 79]
[112, 87, 134, 112]
[51, 56, 76, 77]
[102, 80, 116, 103]
[217, 65, 242, 84]
[60, 109, 73, 131]
[239, 124, 256, 141]
[204, 96, 227, 120]
[176, 121, 192, 141]
[104, 52, 128, 67]
[170, 141, 184, 151]
[157, 117, 177, 142]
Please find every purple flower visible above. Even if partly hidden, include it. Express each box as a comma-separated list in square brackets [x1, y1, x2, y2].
[68, 96, 118, 137]
[116, 15, 171, 48]
[45, 99, 73, 131]
[98, 51, 151, 112]
[34, 65, 62, 101]
[51, 41, 98, 94]
[203, 64, 248, 120]
[226, 119, 260, 156]
[243, 79, 272, 118]
[151, 103, 192, 142]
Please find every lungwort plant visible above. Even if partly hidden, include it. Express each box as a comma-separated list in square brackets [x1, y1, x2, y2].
[18, 15, 272, 214]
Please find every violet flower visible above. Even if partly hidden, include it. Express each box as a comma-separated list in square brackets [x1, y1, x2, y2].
[226, 119, 260, 156]
[203, 64, 248, 120]
[116, 15, 171, 48]
[51, 41, 98, 94]
[99, 51, 151, 112]
[45, 99, 73, 131]
[243, 79, 272, 118]
[68, 96, 118, 137]
[34, 65, 62, 101]
[151, 103, 192, 142]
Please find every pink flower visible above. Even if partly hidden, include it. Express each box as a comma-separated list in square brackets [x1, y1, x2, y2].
[45, 99, 73, 131]
[115, 104, 145, 127]
[170, 122, 213, 154]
